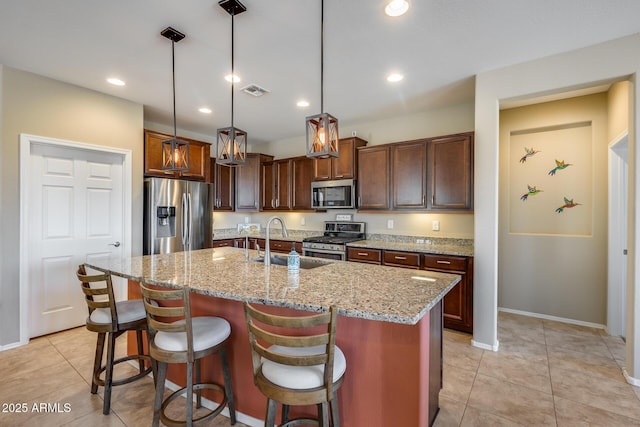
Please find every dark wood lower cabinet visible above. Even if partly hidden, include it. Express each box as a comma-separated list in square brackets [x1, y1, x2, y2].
[348, 247, 473, 334]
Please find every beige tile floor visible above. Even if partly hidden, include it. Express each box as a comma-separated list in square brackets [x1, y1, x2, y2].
[0, 311, 638, 426]
[434, 311, 640, 426]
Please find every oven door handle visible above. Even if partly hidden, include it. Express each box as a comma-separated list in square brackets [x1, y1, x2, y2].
[302, 247, 346, 259]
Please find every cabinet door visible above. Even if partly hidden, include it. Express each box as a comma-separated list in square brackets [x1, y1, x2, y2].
[276, 160, 291, 209]
[427, 133, 473, 210]
[236, 154, 271, 211]
[314, 157, 332, 180]
[144, 130, 179, 178]
[391, 141, 427, 209]
[422, 254, 473, 333]
[262, 161, 276, 210]
[292, 157, 314, 210]
[357, 146, 390, 210]
[180, 139, 209, 181]
[211, 161, 234, 211]
[314, 137, 367, 180]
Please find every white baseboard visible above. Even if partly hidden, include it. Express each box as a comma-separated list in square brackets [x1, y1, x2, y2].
[623, 368, 640, 386]
[498, 307, 606, 330]
[0, 340, 26, 352]
[471, 339, 499, 352]
[125, 360, 263, 427]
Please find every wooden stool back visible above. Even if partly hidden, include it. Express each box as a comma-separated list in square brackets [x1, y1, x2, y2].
[77, 265, 118, 331]
[244, 303, 339, 403]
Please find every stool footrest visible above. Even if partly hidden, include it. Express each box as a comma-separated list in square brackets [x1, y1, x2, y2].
[94, 354, 152, 388]
[160, 383, 228, 427]
[282, 418, 320, 427]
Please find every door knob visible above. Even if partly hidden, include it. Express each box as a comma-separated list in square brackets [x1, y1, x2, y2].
[109, 241, 121, 247]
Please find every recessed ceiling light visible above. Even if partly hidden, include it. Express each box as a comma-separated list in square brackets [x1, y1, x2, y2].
[199, 107, 212, 114]
[224, 74, 241, 83]
[107, 77, 125, 86]
[387, 73, 404, 83]
[385, 0, 409, 17]
[297, 100, 310, 108]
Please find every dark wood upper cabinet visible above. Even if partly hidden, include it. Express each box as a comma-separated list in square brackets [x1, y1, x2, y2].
[314, 137, 367, 181]
[262, 159, 291, 210]
[291, 157, 314, 211]
[210, 160, 234, 211]
[235, 153, 273, 212]
[144, 129, 210, 181]
[391, 141, 427, 209]
[357, 145, 390, 210]
[427, 133, 473, 211]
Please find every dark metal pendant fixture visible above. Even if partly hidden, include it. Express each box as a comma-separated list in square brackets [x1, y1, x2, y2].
[161, 27, 190, 171]
[306, 0, 339, 159]
[216, 0, 247, 167]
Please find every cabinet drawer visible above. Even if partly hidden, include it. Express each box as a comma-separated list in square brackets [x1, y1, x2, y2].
[212, 239, 235, 248]
[347, 247, 381, 264]
[422, 254, 467, 271]
[382, 250, 420, 269]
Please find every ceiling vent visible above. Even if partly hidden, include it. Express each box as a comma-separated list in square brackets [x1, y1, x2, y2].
[241, 84, 270, 97]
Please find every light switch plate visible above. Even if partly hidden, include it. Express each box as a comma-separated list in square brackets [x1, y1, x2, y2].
[432, 220, 440, 231]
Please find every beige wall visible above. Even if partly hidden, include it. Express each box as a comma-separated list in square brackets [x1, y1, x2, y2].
[499, 94, 608, 324]
[475, 33, 640, 380]
[0, 66, 144, 345]
[213, 102, 476, 238]
[609, 81, 631, 142]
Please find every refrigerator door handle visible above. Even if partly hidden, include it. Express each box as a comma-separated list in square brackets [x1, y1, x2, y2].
[186, 192, 192, 248]
[181, 193, 188, 247]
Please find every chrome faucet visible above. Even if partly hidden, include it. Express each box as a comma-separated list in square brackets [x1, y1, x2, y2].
[264, 216, 288, 267]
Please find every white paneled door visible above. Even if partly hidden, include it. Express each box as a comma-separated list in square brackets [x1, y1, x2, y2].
[28, 142, 125, 338]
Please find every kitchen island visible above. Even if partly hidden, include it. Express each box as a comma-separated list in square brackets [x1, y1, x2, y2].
[86, 246, 460, 426]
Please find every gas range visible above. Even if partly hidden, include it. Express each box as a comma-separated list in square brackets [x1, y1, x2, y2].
[302, 221, 366, 260]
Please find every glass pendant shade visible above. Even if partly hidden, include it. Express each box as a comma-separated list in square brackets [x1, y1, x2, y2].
[216, 126, 247, 166]
[306, 112, 339, 158]
[162, 138, 190, 171]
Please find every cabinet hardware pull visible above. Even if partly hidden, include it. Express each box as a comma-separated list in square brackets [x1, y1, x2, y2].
[394, 256, 407, 260]
[436, 260, 451, 264]
[358, 196, 361, 207]
[432, 195, 435, 205]
[357, 252, 369, 256]
[422, 194, 426, 205]
[271, 199, 275, 208]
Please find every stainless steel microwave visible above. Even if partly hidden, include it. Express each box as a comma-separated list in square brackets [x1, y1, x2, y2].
[311, 179, 356, 209]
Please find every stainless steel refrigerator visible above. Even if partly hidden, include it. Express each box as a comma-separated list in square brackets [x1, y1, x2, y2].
[143, 177, 213, 255]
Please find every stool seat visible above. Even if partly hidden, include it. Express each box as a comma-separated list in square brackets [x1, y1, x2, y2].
[89, 299, 147, 324]
[262, 345, 346, 390]
[155, 317, 231, 352]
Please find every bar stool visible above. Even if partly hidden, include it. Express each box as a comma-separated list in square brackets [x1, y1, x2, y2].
[140, 283, 236, 427]
[244, 303, 346, 427]
[76, 265, 152, 415]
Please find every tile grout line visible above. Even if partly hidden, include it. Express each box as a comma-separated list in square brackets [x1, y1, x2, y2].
[542, 321, 559, 427]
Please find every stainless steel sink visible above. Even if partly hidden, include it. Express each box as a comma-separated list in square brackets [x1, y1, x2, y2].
[250, 255, 329, 270]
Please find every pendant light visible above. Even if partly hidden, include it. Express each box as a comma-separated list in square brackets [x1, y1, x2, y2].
[306, 0, 339, 159]
[160, 27, 189, 171]
[216, 0, 247, 167]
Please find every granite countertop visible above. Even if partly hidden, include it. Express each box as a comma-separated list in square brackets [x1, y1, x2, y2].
[212, 230, 315, 243]
[347, 239, 474, 257]
[86, 247, 460, 325]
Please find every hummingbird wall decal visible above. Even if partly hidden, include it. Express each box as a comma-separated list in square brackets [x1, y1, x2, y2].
[519, 147, 541, 163]
[520, 185, 543, 201]
[548, 159, 572, 176]
[555, 197, 581, 213]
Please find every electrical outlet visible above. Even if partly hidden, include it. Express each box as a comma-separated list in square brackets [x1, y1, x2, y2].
[244, 216, 249, 224]
[387, 219, 394, 229]
[300, 217, 306, 226]
[432, 220, 440, 231]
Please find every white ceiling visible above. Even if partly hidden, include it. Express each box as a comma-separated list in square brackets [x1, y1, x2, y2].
[2, 1, 640, 145]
